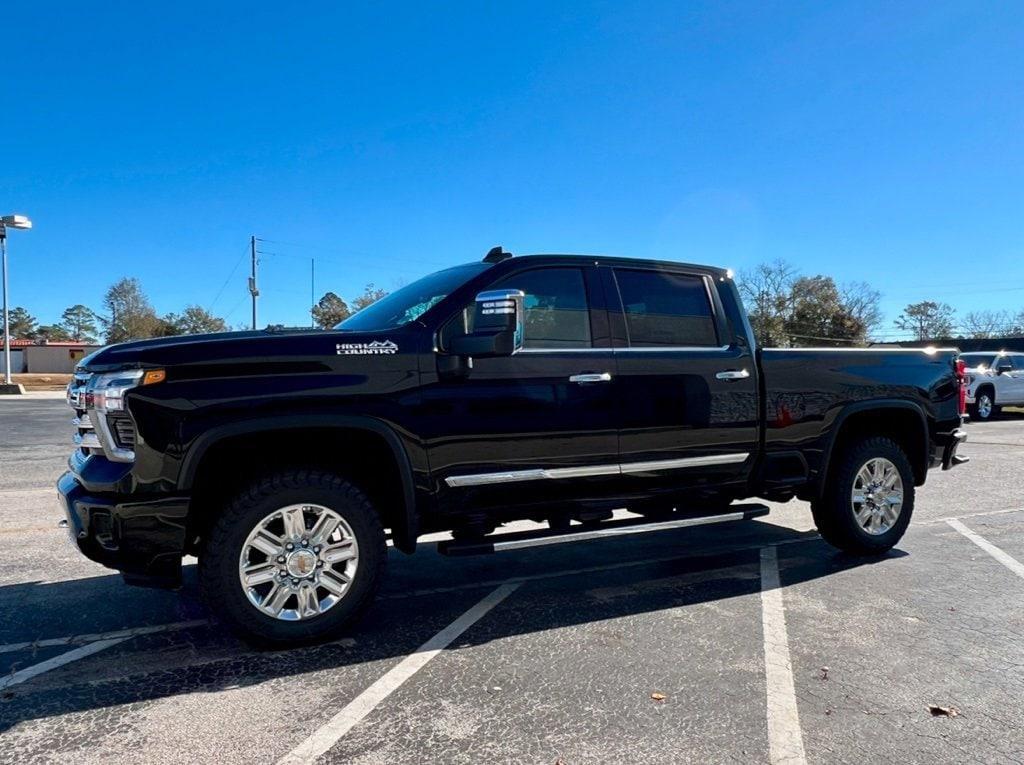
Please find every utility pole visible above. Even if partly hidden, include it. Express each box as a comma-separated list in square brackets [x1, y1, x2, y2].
[1, 232, 9, 384]
[310, 258, 315, 328]
[248, 235, 259, 330]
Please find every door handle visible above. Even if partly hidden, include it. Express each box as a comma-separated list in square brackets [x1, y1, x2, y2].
[715, 369, 750, 381]
[569, 373, 612, 383]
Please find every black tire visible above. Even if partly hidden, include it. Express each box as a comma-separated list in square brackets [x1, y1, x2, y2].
[199, 470, 386, 648]
[970, 388, 997, 421]
[811, 437, 914, 555]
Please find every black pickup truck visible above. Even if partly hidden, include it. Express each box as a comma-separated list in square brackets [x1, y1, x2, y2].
[59, 250, 968, 645]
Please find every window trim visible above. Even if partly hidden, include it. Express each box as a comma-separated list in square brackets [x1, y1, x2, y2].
[608, 267, 725, 350]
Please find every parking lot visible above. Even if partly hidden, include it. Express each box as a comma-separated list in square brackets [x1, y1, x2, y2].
[1, 395, 1022, 764]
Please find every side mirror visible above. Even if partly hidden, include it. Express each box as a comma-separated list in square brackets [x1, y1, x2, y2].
[449, 289, 524, 358]
[997, 362, 1013, 375]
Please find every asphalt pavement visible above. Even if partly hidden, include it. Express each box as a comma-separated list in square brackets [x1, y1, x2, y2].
[1, 394, 1022, 764]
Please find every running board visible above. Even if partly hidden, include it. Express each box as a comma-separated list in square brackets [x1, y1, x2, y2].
[436, 504, 770, 557]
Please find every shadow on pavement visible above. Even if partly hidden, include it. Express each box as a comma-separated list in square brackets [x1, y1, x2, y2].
[0, 518, 903, 732]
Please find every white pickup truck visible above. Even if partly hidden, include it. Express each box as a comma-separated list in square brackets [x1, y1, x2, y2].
[963, 351, 1024, 420]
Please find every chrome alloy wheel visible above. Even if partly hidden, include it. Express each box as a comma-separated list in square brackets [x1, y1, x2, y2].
[977, 393, 993, 419]
[850, 457, 904, 536]
[238, 504, 359, 621]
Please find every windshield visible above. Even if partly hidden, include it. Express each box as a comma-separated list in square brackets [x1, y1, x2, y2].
[961, 353, 997, 369]
[337, 263, 489, 331]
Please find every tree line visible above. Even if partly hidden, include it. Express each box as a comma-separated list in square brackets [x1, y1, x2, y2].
[4, 278, 230, 344]
[5, 278, 392, 345]
[739, 260, 1024, 346]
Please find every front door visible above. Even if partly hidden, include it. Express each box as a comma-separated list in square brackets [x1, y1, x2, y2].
[604, 266, 759, 500]
[421, 264, 620, 513]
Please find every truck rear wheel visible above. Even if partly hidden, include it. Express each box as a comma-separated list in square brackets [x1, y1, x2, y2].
[811, 437, 914, 555]
[198, 470, 386, 647]
[970, 388, 997, 420]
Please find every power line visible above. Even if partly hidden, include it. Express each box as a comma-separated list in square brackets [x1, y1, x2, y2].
[208, 245, 250, 313]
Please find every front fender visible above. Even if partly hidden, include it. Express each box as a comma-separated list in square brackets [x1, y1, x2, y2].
[178, 414, 420, 553]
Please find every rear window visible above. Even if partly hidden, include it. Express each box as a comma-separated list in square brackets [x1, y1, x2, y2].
[613, 269, 718, 348]
[961, 354, 997, 369]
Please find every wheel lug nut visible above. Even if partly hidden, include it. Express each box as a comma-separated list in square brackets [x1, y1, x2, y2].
[301, 539, 308, 547]
[286, 543, 294, 551]
[291, 579, 299, 586]
[314, 546, 321, 554]
[317, 560, 324, 567]
[277, 556, 285, 563]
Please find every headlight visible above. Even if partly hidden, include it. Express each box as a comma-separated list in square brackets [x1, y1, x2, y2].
[85, 370, 144, 412]
[85, 368, 165, 413]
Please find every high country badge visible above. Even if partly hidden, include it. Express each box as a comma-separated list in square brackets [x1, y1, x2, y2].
[336, 340, 399, 355]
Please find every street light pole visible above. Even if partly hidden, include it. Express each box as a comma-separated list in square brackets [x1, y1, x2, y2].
[1, 231, 10, 385]
[0, 215, 33, 389]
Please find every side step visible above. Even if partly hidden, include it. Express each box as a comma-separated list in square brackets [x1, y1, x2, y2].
[437, 503, 770, 557]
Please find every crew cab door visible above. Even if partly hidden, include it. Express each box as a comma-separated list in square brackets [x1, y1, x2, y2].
[423, 264, 619, 511]
[603, 266, 758, 498]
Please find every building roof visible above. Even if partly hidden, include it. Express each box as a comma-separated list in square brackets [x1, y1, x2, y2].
[0, 339, 100, 348]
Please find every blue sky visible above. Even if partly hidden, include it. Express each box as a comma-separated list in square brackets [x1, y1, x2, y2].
[3, 1, 1022, 336]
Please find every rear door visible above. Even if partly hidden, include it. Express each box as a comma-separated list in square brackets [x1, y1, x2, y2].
[604, 265, 758, 496]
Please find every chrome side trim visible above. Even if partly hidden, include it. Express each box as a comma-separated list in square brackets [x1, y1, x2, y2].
[445, 463, 620, 487]
[444, 453, 750, 487]
[614, 345, 731, 353]
[619, 453, 749, 473]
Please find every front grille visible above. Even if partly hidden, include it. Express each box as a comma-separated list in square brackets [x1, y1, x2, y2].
[109, 414, 136, 449]
[68, 372, 98, 456]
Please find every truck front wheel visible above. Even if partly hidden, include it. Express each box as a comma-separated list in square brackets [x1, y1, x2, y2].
[811, 437, 915, 555]
[198, 470, 386, 647]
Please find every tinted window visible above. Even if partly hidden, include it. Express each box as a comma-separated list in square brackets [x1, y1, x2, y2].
[614, 270, 718, 347]
[1013, 355, 1024, 369]
[473, 267, 592, 348]
[961, 354, 997, 369]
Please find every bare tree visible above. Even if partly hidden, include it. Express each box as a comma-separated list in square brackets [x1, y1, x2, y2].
[840, 282, 883, 340]
[894, 301, 956, 341]
[737, 260, 798, 347]
[101, 278, 162, 343]
[352, 283, 388, 312]
[961, 309, 1013, 339]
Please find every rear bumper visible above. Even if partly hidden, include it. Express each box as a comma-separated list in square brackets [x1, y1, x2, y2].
[931, 428, 969, 471]
[57, 470, 189, 588]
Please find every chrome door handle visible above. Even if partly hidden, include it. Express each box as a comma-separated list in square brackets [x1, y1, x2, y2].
[715, 369, 750, 381]
[569, 373, 612, 383]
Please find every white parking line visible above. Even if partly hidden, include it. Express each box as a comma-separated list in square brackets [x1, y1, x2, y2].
[277, 582, 521, 765]
[918, 506, 1024, 525]
[0, 619, 210, 655]
[0, 637, 127, 690]
[946, 519, 1024, 580]
[760, 546, 807, 765]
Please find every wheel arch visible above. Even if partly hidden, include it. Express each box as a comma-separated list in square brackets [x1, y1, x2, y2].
[816, 400, 930, 498]
[180, 415, 419, 554]
[974, 382, 996, 403]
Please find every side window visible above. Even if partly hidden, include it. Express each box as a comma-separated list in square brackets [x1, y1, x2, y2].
[1012, 355, 1024, 370]
[613, 269, 718, 348]
[473, 267, 592, 349]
